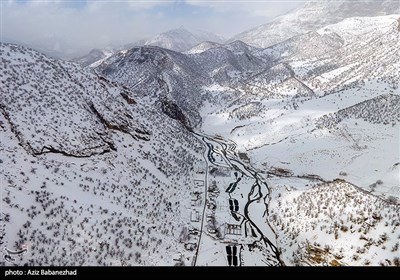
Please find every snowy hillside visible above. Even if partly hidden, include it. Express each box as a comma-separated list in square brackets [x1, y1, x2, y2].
[0, 43, 205, 266]
[72, 48, 115, 68]
[185, 41, 221, 54]
[95, 46, 210, 127]
[269, 179, 399, 266]
[143, 28, 224, 52]
[237, 15, 400, 97]
[187, 42, 266, 85]
[229, 0, 400, 48]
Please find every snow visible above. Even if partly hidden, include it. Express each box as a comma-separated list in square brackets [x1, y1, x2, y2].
[195, 14, 399, 265]
[200, 80, 399, 200]
[88, 51, 114, 68]
[0, 43, 205, 266]
[144, 28, 224, 52]
[269, 179, 400, 266]
[1, 9, 400, 267]
[317, 15, 399, 43]
[184, 41, 221, 54]
[229, 1, 400, 48]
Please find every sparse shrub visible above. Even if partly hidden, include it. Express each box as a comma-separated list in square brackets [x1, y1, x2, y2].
[392, 242, 399, 252]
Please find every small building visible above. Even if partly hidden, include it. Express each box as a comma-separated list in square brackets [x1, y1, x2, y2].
[184, 243, 197, 251]
[191, 210, 200, 222]
[225, 224, 241, 235]
[191, 191, 201, 202]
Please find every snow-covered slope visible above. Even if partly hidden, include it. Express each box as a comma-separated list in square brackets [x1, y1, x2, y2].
[143, 28, 224, 52]
[270, 179, 400, 266]
[230, 0, 400, 48]
[184, 41, 221, 54]
[95, 40, 269, 124]
[188, 42, 266, 85]
[0, 43, 204, 266]
[95, 46, 210, 127]
[240, 15, 400, 98]
[0, 44, 150, 157]
[201, 15, 400, 201]
[72, 48, 115, 67]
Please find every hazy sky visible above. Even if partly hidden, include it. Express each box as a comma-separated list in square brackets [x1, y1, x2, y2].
[1, 0, 304, 56]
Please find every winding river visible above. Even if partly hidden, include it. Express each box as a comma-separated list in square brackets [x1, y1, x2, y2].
[194, 132, 284, 266]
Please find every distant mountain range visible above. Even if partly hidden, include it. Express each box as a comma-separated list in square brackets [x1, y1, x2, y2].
[229, 0, 400, 47]
[71, 48, 115, 67]
[138, 27, 225, 52]
[73, 27, 225, 67]
[73, 0, 400, 67]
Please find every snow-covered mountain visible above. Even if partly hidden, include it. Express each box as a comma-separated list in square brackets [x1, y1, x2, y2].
[73, 28, 225, 67]
[184, 41, 221, 54]
[72, 48, 115, 67]
[233, 15, 400, 97]
[95, 46, 210, 128]
[142, 28, 225, 52]
[0, 43, 204, 266]
[230, 0, 400, 48]
[202, 14, 400, 201]
[94, 14, 400, 129]
[1, 10, 399, 267]
[197, 15, 400, 265]
[187, 41, 267, 86]
[94, 39, 267, 123]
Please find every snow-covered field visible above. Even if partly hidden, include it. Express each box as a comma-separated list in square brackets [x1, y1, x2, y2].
[201, 80, 400, 200]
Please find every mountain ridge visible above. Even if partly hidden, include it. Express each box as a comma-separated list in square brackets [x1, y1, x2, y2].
[229, 0, 400, 47]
